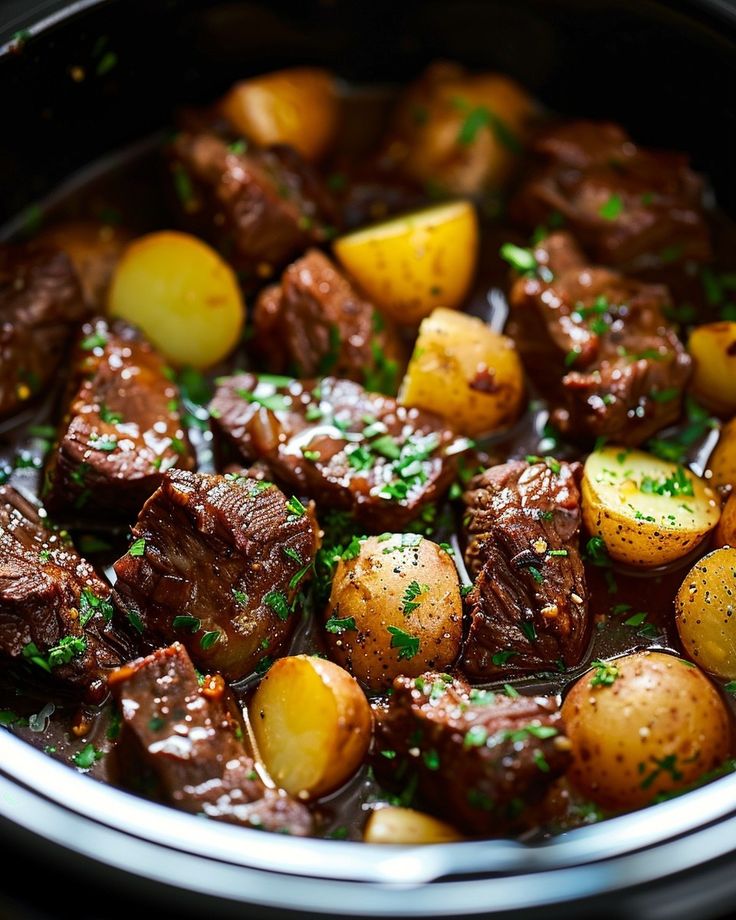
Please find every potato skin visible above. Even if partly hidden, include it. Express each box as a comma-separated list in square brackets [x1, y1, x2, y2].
[709, 417, 736, 491]
[219, 68, 339, 162]
[689, 322, 736, 415]
[582, 446, 721, 566]
[249, 655, 372, 800]
[715, 494, 736, 548]
[325, 535, 463, 690]
[676, 548, 736, 678]
[363, 806, 463, 844]
[562, 651, 731, 811]
[387, 62, 536, 196]
[108, 231, 245, 368]
[333, 200, 478, 325]
[399, 307, 524, 437]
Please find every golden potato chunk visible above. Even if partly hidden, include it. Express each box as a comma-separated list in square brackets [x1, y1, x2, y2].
[582, 445, 720, 566]
[325, 534, 463, 690]
[562, 651, 731, 810]
[363, 807, 463, 844]
[333, 200, 478, 325]
[219, 68, 339, 162]
[249, 655, 372, 800]
[688, 322, 736, 415]
[108, 231, 245, 367]
[676, 547, 736, 678]
[708, 417, 736, 491]
[399, 307, 524, 436]
[716, 494, 736, 548]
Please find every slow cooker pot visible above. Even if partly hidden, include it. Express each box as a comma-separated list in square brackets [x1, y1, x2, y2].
[1, 1, 735, 917]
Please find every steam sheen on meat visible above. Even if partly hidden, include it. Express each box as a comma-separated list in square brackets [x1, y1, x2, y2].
[461, 459, 590, 677]
[112, 469, 321, 680]
[109, 643, 313, 834]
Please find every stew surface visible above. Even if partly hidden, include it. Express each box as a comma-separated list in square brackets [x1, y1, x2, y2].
[2, 62, 736, 844]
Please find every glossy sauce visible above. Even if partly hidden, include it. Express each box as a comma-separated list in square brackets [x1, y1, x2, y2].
[1, 93, 735, 841]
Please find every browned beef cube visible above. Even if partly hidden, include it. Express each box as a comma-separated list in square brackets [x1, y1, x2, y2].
[461, 459, 589, 677]
[0, 245, 87, 419]
[0, 485, 127, 701]
[109, 643, 312, 835]
[373, 672, 570, 835]
[508, 232, 691, 446]
[168, 132, 336, 282]
[210, 374, 466, 532]
[252, 248, 405, 393]
[511, 121, 711, 268]
[112, 470, 320, 680]
[43, 318, 195, 519]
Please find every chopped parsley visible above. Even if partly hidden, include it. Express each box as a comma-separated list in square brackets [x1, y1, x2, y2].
[491, 650, 518, 666]
[200, 630, 221, 650]
[172, 615, 201, 632]
[500, 242, 537, 274]
[128, 537, 146, 557]
[640, 466, 694, 498]
[599, 193, 624, 220]
[401, 580, 429, 616]
[80, 331, 108, 351]
[126, 610, 144, 634]
[236, 388, 290, 413]
[71, 744, 103, 770]
[79, 588, 113, 625]
[387, 625, 420, 660]
[285, 495, 306, 518]
[589, 659, 620, 687]
[264, 590, 290, 621]
[464, 725, 489, 748]
[325, 615, 357, 635]
[283, 546, 303, 565]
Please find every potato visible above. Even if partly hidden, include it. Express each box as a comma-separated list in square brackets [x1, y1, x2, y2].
[688, 322, 736, 415]
[333, 200, 478, 325]
[38, 219, 131, 307]
[363, 807, 463, 844]
[582, 445, 720, 566]
[249, 655, 372, 800]
[398, 307, 524, 436]
[108, 231, 244, 367]
[562, 651, 731, 810]
[676, 547, 736, 677]
[219, 68, 339, 162]
[386, 62, 536, 196]
[325, 534, 463, 690]
[708, 417, 736, 491]
[716, 494, 736, 548]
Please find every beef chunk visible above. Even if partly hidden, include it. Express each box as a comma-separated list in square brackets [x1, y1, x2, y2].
[44, 318, 195, 519]
[109, 643, 312, 835]
[508, 232, 691, 446]
[112, 470, 320, 680]
[511, 121, 711, 268]
[0, 485, 126, 701]
[0, 245, 87, 419]
[210, 374, 466, 531]
[252, 248, 404, 393]
[461, 459, 589, 677]
[168, 132, 336, 282]
[373, 671, 570, 835]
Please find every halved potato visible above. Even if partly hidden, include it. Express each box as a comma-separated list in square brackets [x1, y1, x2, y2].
[333, 200, 478, 325]
[688, 322, 736, 415]
[708, 417, 736, 491]
[108, 231, 245, 367]
[363, 807, 463, 844]
[249, 655, 372, 800]
[676, 547, 736, 677]
[399, 307, 524, 436]
[219, 68, 339, 162]
[562, 650, 731, 810]
[582, 445, 720, 566]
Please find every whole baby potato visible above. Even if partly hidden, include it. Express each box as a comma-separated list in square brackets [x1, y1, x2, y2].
[325, 534, 463, 690]
[108, 231, 245, 368]
[715, 494, 736, 548]
[562, 651, 731, 811]
[363, 807, 463, 844]
[676, 547, 736, 678]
